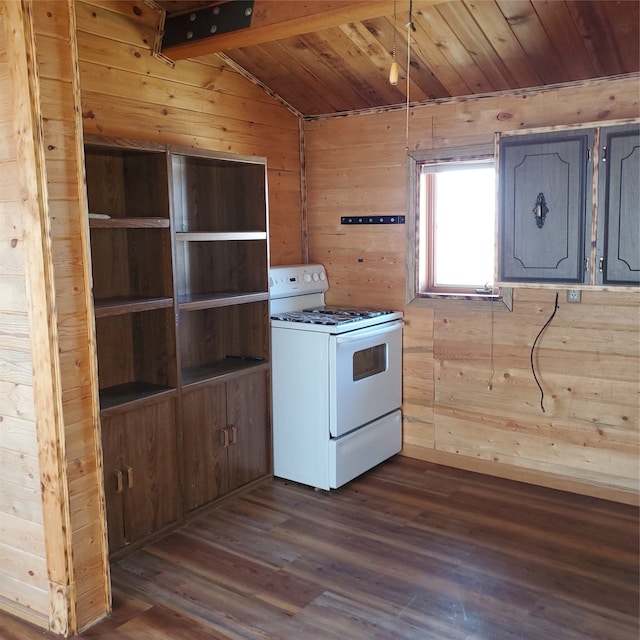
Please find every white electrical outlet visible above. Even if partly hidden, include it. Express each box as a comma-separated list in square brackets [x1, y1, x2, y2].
[567, 289, 581, 303]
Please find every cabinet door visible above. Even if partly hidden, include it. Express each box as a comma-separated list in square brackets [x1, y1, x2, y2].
[598, 124, 640, 285]
[226, 371, 270, 493]
[101, 398, 179, 554]
[101, 414, 126, 553]
[499, 130, 593, 283]
[123, 398, 179, 544]
[182, 383, 229, 511]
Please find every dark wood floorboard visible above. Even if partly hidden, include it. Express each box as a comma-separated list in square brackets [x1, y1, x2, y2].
[2, 457, 638, 639]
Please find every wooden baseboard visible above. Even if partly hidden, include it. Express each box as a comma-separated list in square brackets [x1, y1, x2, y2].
[400, 447, 639, 506]
[0, 597, 48, 631]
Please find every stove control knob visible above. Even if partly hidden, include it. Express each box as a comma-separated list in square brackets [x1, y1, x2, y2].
[269, 276, 274, 288]
[319, 271, 326, 281]
[312, 272, 319, 281]
[303, 273, 312, 283]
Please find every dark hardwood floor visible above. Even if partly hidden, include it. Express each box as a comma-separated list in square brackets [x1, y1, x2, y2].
[2, 457, 639, 639]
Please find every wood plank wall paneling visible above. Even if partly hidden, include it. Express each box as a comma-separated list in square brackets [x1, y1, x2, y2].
[74, 0, 304, 266]
[32, 1, 110, 632]
[0, 3, 49, 628]
[304, 75, 640, 504]
[1, 0, 109, 633]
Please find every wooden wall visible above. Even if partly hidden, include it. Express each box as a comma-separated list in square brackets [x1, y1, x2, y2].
[0, 0, 303, 632]
[75, 0, 304, 266]
[304, 75, 640, 504]
[1, 0, 109, 634]
[32, 1, 110, 632]
[0, 4, 49, 626]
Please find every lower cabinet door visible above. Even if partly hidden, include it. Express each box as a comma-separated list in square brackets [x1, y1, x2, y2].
[182, 370, 270, 511]
[101, 396, 179, 555]
[182, 382, 229, 511]
[101, 415, 126, 553]
[226, 370, 270, 493]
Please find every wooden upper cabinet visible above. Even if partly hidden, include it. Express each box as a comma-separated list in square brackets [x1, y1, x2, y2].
[498, 123, 640, 288]
[596, 124, 640, 286]
[498, 129, 594, 284]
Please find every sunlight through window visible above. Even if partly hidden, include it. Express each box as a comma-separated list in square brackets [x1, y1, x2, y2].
[417, 157, 496, 296]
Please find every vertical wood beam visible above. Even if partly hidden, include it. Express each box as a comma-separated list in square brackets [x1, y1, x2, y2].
[4, 0, 75, 634]
[63, 0, 111, 627]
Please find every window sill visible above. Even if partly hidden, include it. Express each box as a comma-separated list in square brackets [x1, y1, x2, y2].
[416, 292, 500, 301]
[409, 287, 513, 310]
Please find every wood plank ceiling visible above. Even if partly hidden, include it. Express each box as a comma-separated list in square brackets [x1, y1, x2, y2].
[155, 0, 640, 117]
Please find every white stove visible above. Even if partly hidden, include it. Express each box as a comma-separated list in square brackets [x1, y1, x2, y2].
[269, 264, 402, 333]
[269, 264, 403, 490]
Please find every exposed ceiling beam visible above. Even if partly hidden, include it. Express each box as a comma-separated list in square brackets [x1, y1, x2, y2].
[161, 0, 435, 61]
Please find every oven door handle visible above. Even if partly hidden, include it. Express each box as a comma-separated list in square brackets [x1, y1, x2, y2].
[334, 319, 403, 344]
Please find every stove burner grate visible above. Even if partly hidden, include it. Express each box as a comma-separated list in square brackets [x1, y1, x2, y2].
[271, 306, 397, 327]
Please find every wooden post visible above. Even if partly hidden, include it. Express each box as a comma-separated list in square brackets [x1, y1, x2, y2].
[4, 0, 75, 633]
[2, 0, 110, 634]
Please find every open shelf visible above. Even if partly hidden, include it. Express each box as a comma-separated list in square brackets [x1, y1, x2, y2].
[94, 296, 174, 317]
[181, 358, 268, 389]
[175, 239, 268, 300]
[175, 231, 267, 242]
[95, 308, 177, 399]
[178, 291, 268, 311]
[90, 227, 173, 302]
[179, 302, 269, 386]
[171, 153, 267, 233]
[85, 145, 170, 219]
[89, 217, 170, 229]
[99, 382, 176, 413]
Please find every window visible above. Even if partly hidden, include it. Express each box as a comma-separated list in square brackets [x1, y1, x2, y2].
[353, 344, 387, 381]
[408, 144, 498, 299]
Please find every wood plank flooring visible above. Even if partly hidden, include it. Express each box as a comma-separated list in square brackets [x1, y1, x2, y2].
[2, 457, 639, 639]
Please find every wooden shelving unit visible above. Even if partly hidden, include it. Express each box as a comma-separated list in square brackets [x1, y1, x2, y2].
[85, 140, 180, 556]
[84, 138, 271, 556]
[170, 148, 270, 387]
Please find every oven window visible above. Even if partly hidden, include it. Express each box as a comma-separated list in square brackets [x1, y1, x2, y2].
[353, 344, 387, 381]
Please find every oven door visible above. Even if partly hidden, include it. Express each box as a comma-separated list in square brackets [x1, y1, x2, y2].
[329, 319, 402, 438]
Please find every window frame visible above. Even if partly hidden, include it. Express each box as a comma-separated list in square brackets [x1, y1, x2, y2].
[406, 143, 501, 303]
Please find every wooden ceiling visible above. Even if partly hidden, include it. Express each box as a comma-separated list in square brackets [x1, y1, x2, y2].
[154, 0, 640, 117]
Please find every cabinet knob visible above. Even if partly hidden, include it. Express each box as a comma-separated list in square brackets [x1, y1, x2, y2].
[229, 425, 238, 445]
[222, 427, 230, 448]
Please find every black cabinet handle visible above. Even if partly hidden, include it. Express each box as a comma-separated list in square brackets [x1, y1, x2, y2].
[533, 192, 549, 229]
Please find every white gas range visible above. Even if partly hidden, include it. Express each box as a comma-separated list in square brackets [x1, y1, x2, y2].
[269, 263, 403, 490]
